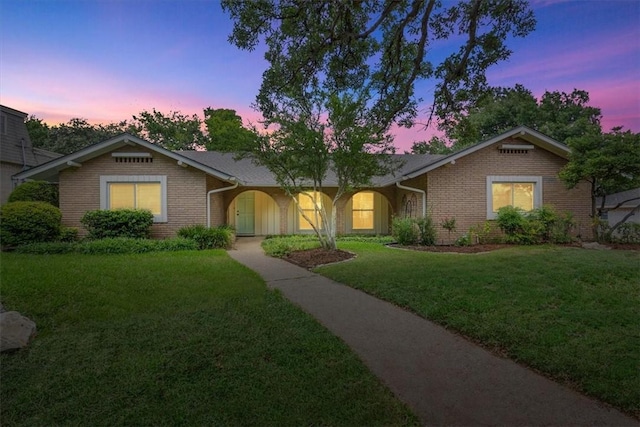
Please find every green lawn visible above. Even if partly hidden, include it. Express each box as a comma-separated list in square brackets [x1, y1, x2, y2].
[0, 251, 418, 426]
[317, 243, 640, 416]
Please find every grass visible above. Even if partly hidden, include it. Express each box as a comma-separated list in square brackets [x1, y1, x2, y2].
[314, 242, 640, 416]
[0, 250, 418, 426]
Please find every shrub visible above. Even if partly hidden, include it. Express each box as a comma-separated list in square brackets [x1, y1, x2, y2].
[60, 227, 79, 242]
[81, 209, 154, 239]
[415, 216, 437, 246]
[8, 181, 59, 206]
[455, 233, 472, 247]
[392, 217, 419, 245]
[496, 205, 574, 245]
[15, 238, 198, 255]
[0, 201, 61, 246]
[177, 224, 234, 249]
[469, 221, 500, 244]
[613, 222, 640, 244]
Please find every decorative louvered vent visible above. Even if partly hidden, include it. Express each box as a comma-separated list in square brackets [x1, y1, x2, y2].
[498, 144, 534, 154]
[112, 152, 153, 163]
[114, 157, 153, 163]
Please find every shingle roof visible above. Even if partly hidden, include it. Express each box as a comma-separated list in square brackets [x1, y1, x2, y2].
[0, 105, 62, 168]
[177, 151, 445, 187]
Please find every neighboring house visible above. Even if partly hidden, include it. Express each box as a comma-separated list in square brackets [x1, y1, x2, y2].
[596, 188, 640, 228]
[13, 126, 592, 242]
[0, 105, 61, 204]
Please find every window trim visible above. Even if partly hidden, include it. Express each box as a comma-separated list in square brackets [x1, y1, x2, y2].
[486, 176, 542, 219]
[100, 175, 167, 222]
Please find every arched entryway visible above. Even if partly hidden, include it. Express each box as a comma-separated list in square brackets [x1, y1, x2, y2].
[228, 191, 280, 236]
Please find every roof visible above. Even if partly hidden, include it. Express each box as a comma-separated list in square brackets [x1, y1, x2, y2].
[1, 105, 63, 168]
[596, 188, 640, 209]
[13, 126, 568, 188]
[400, 126, 570, 180]
[13, 133, 236, 183]
[177, 151, 445, 187]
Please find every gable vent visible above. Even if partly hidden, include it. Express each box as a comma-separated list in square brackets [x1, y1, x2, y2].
[112, 152, 153, 163]
[498, 144, 534, 154]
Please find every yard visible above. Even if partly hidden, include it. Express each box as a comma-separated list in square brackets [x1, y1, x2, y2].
[0, 250, 418, 426]
[313, 242, 640, 417]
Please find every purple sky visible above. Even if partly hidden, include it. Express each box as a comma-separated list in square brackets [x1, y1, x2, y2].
[1, 0, 639, 152]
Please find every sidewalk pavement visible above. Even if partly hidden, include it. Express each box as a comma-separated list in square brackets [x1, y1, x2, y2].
[227, 237, 638, 427]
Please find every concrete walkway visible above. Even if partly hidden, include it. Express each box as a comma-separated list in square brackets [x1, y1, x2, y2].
[228, 237, 637, 427]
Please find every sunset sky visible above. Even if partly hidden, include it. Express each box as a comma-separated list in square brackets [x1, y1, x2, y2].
[1, 0, 638, 152]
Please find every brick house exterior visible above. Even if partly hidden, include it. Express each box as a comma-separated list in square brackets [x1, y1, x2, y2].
[13, 126, 592, 241]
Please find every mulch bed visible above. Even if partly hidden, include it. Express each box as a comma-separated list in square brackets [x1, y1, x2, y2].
[283, 242, 639, 269]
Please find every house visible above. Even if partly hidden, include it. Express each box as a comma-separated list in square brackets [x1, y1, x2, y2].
[12, 126, 592, 242]
[596, 188, 640, 228]
[0, 105, 61, 204]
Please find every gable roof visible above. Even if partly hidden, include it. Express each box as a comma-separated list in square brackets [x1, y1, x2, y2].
[12, 133, 236, 183]
[13, 126, 568, 188]
[398, 126, 570, 181]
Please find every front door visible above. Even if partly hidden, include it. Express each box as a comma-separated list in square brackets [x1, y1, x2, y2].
[236, 192, 255, 235]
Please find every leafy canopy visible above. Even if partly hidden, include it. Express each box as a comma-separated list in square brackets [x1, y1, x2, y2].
[223, 0, 536, 128]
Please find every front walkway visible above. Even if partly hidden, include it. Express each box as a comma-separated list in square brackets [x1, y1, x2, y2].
[228, 237, 637, 426]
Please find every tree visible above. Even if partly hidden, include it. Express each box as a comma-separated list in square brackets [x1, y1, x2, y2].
[560, 127, 640, 240]
[222, 0, 535, 128]
[410, 136, 453, 155]
[223, 0, 535, 249]
[131, 109, 205, 151]
[25, 115, 51, 149]
[203, 108, 257, 152]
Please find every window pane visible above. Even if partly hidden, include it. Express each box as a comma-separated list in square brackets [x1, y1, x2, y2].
[136, 183, 162, 215]
[299, 210, 320, 230]
[353, 192, 374, 210]
[109, 183, 135, 209]
[492, 183, 512, 212]
[513, 183, 534, 211]
[353, 211, 373, 229]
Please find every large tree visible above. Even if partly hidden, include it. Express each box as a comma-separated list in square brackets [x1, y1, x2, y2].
[434, 86, 602, 150]
[223, 0, 535, 248]
[203, 108, 257, 152]
[560, 127, 640, 240]
[131, 109, 205, 151]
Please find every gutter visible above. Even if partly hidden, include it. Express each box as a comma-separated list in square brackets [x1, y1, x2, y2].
[396, 180, 426, 217]
[207, 178, 239, 228]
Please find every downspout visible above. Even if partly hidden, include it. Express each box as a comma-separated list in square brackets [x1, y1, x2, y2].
[207, 178, 238, 228]
[396, 179, 426, 217]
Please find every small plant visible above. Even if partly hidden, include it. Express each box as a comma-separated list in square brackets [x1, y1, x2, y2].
[177, 224, 234, 249]
[613, 222, 640, 244]
[454, 233, 471, 247]
[8, 180, 59, 206]
[440, 217, 457, 241]
[81, 209, 154, 239]
[0, 201, 62, 246]
[60, 227, 79, 242]
[469, 221, 497, 244]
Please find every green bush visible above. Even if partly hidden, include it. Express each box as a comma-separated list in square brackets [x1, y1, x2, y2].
[177, 224, 234, 249]
[496, 205, 574, 245]
[392, 217, 419, 245]
[613, 222, 640, 244]
[8, 180, 59, 206]
[16, 237, 199, 255]
[81, 209, 154, 239]
[0, 201, 61, 246]
[415, 216, 437, 246]
[455, 233, 472, 246]
[60, 227, 79, 242]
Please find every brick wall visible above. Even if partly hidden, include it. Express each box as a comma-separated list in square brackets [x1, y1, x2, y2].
[426, 139, 591, 243]
[60, 147, 209, 238]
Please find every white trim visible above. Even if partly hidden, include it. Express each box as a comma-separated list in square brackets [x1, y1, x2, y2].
[111, 152, 152, 158]
[486, 176, 542, 219]
[100, 175, 168, 222]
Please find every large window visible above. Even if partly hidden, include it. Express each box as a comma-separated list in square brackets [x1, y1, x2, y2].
[352, 191, 374, 230]
[100, 176, 167, 222]
[486, 176, 541, 219]
[298, 191, 323, 230]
